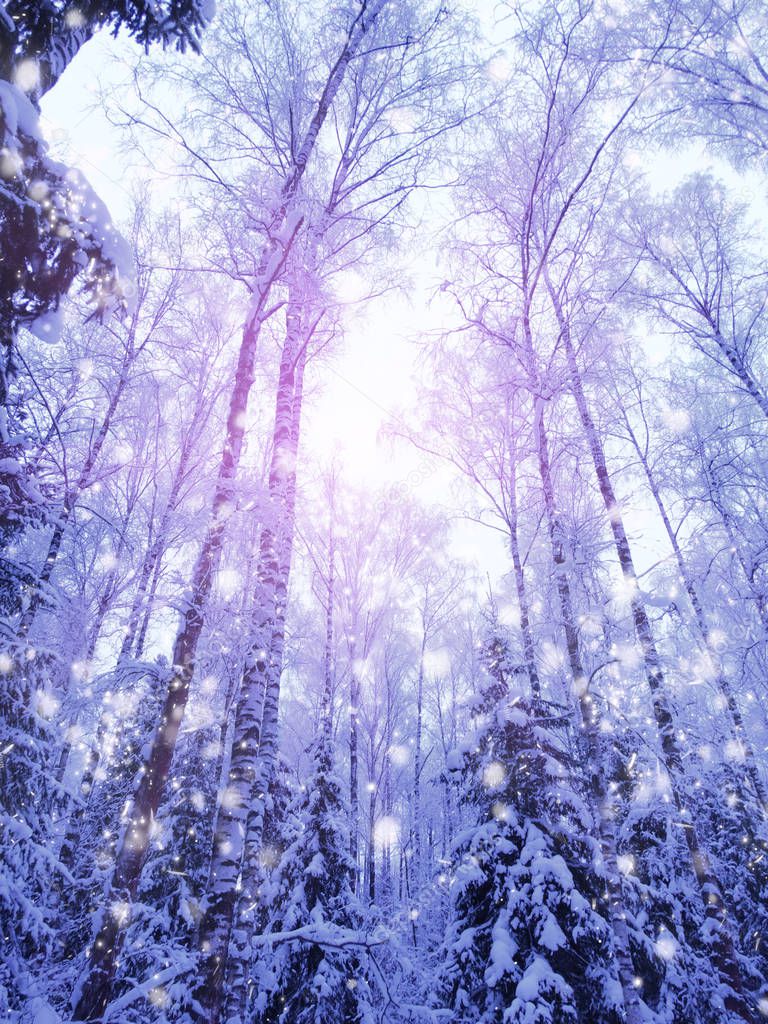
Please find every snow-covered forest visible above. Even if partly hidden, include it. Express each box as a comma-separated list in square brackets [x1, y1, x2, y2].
[2, 0, 768, 1021]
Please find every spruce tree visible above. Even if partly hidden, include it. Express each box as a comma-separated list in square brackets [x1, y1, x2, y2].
[436, 621, 624, 1024]
[614, 736, 768, 1022]
[54, 661, 167, 972]
[692, 758, 768, 991]
[0, 653, 68, 1014]
[250, 731, 378, 1024]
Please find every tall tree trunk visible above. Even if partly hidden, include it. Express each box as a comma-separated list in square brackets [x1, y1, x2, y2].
[133, 539, 165, 659]
[366, 784, 377, 904]
[621, 411, 768, 814]
[221, 345, 307, 1024]
[549, 287, 755, 1021]
[504, 444, 541, 700]
[383, 758, 392, 903]
[413, 632, 426, 891]
[321, 505, 335, 740]
[349, 655, 361, 890]
[69, 316, 262, 1018]
[710, 324, 768, 420]
[117, 393, 207, 665]
[196, 300, 307, 1024]
[530, 389, 646, 1024]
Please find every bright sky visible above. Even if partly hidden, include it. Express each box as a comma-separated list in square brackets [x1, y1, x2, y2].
[39, 30, 509, 593]
[44, 19, 765, 603]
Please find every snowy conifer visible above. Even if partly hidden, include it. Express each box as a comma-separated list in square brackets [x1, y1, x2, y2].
[0, 654, 68, 1014]
[611, 728, 768, 1022]
[249, 730, 379, 1024]
[436, 622, 623, 1024]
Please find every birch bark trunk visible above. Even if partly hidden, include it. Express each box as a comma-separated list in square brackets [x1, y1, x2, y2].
[413, 632, 426, 893]
[505, 447, 541, 700]
[196, 298, 307, 1024]
[621, 407, 768, 814]
[349, 641, 361, 891]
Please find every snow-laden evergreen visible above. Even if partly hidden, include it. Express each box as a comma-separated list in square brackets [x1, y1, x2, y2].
[248, 732, 378, 1024]
[436, 623, 624, 1024]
